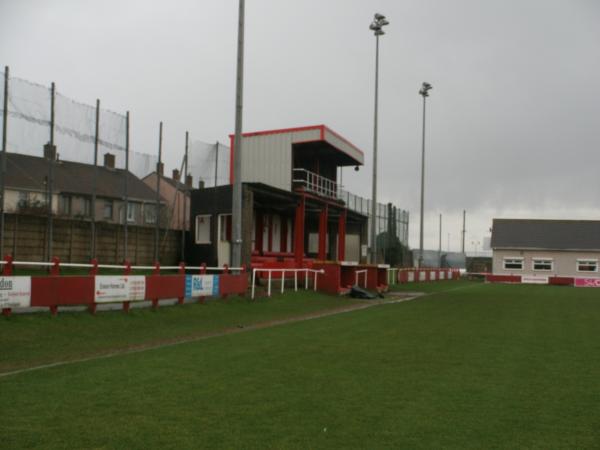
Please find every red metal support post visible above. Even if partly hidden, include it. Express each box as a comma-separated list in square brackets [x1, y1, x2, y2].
[294, 195, 305, 266]
[318, 204, 328, 260]
[338, 209, 347, 261]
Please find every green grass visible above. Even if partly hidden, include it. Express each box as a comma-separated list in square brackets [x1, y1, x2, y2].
[0, 291, 361, 373]
[2, 282, 600, 449]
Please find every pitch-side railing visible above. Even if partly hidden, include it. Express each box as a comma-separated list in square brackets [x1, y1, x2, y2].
[355, 269, 368, 288]
[251, 268, 325, 299]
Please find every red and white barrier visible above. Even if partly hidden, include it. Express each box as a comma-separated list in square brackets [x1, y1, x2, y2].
[396, 268, 460, 284]
[0, 255, 248, 317]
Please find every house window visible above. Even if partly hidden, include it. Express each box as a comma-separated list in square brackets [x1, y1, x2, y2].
[58, 195, 71, 215]
[195, 214, 211, 244]
[82, 198, 91, 217]
[127, 203, 137, 223]
[145, 204, 156, 224]
[503, 257, 523, 270]
[577, 259, 598, 272]
[532, 258, 553, 271]
[18, 191, 30, 208]
[103, 200, 113, 220]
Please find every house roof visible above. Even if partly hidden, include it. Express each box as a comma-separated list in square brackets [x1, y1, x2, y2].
[142, 172, 191, 193]
[5, 153, 157, 202]
[491, 218, 600, 251]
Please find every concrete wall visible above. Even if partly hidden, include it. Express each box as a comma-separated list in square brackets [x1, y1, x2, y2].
[492, 249, 600, 278]
[0, 213, 182, 265]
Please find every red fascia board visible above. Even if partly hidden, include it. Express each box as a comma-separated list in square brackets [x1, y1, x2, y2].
[228, 124, 365, 158]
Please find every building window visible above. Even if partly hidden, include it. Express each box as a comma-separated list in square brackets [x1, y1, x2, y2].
[145, 204, 156, 224]
[195, 214, 211, 244]
[532, 258, 553, 271]
[103, 200, 113, 220]
[82, 198, 91, 217]
[127, 203, 137, 223]
[219, 214, 232, 242]
[18, 191, 30, 207]
[503, 257, 523, 270]
[577, 259, 598, 272]
[58, 195, 71, 215]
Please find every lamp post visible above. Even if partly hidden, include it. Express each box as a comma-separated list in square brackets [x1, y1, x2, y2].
[369, 13, 389, 264]
[231, 0, 245, 269]
[418, 82, 432, 268]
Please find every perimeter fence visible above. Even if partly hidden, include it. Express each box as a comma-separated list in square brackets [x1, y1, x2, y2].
[0, 67, 228, 263]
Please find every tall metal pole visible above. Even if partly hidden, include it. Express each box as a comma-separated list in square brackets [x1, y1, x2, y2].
[418, 94, 426, 268]
[154, 121, 163, 263]
[231, 0, 245, 268]
[417, 82, 432, 268]
[47, 82, 55, 262]
[91, 98, 99, 259]
[438, 213, 442, 266]
[461, 209, 466, 254]
[0, 66, 8, 259]
[123, 110, 130, 261]
[214, 141, 219, 187]
[182, 131, 188, 261]
[370, 33, 380, 264]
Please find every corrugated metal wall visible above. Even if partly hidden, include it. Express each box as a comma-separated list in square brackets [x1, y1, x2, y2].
[241, 129, 320, 191]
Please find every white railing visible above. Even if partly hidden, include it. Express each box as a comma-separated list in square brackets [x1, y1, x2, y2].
[0, 260, 243, 273]
[251, 268, 325, 299]
[292, 168, 340, 200]
[355, 269, 368, 288]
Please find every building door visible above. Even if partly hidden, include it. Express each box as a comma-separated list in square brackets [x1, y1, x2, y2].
[272, 214, 281, 252]
[218, 213, 231, 266]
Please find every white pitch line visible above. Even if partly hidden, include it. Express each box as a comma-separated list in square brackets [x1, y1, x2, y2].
[0, 282, 480, 380]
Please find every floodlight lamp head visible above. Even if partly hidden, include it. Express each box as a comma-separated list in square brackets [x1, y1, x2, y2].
[419, 82, 433, 97]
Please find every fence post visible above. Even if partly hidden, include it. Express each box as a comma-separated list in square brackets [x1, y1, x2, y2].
[177, 262, 185, 305]
[48, 257, 60, 316]
[122, 260, 133, 313]
[198, 263, 206, 303]
[251, 268, 256, 300]
[151, 261, 160, 310]
[1, 255, 13, 316]
[221, 264, 229, 300]
[88, 258, 98, 315]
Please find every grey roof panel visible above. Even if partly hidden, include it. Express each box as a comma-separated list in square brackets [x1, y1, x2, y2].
[6, 153, 157, 201]
[491, 218, 600, 251]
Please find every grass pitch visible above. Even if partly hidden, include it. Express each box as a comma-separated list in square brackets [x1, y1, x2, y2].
[2, 281, 600, 449]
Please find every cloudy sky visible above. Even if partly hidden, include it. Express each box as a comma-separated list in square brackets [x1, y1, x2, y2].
[1, 0, 599, 252]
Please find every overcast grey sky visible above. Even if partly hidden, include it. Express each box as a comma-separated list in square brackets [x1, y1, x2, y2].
[1, 0, 599, 251]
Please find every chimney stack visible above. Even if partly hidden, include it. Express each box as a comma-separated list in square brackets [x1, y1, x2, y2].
[198, 180, 205, 189]
[185, 174, 193, 188]
[172, 169, 180, 181]
[103, 153, 115, 169]
[157, 162, 164, 176]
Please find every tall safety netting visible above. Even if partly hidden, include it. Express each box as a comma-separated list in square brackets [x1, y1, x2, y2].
[0, 73, 158, 178]
[188, 139, 230, 188]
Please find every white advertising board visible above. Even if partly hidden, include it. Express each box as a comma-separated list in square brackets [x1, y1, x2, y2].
[94, 276, 146, 303]
[185, 275, 219, 297]
[408, 272, 415, 282]
[521, 275, 549, 285]
[0, 277, 31, 308]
